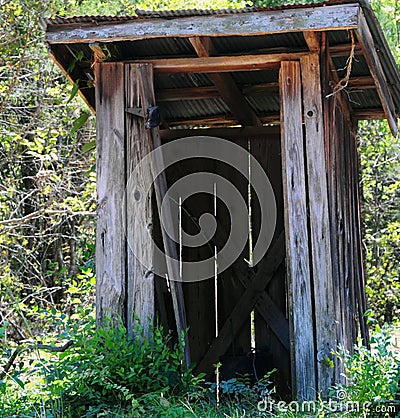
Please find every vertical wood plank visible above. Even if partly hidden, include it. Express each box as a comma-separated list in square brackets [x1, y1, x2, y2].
[280, 60, 316, 401]
[95, 62, 126, 325]
[252, 135, 291, 396]
[217, 136, 251, 360]
[321, 35, 346, 383]
[136, 64, 190, 367]
[301, 52, 336, 395]
[125, 64, 155, 336]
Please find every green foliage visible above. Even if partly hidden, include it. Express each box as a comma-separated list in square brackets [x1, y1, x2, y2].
[54, 320, 201, 415]
[329, 325, 400, 417]
[359, 119, 400, 323]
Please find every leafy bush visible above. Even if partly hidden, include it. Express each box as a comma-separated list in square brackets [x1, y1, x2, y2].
[52, 319, 202, 416]
[334, 324, 400, 405]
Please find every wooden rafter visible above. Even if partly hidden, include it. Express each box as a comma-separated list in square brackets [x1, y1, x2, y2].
[189, 36, 262, 126]
[356, 12, 398, 136]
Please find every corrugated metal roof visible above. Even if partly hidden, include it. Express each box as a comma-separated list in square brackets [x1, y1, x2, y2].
[43, 1, 355, 27]
[135, 7, 258, 18]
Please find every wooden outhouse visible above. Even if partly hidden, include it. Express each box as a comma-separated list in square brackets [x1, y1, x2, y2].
[45, 0, 400, 400]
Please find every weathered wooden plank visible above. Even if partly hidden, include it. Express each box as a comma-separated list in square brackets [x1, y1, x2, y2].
[157, 86, 221, 102]
[301, 52, 336, 395]
[279, 60, 316, 401]
[95, 62, 126, 325]
[251, 134, 290, 395]
[325, 45, 354, 129]
[215, 136, 252, 359]
[356, 12, 398, 136]
[45, 4, 360, 44]
[136, 64, 191, 367]
[304, 32, 321, 52]
[156, 75, 373, 103]
[167, 113, 280, 128]
[321, 32, 345, 383]
[190, 36, 262, 126]
[168, 155, 216, 366]
[354, 109, 386, 120]
[130, 53, 307, 74]
[350, 130, 368, 345]
[125, 64, 155, 336]
[160, 126, 280, 141]
[342, 121, 357, 345]
[195, 233, 285, 377]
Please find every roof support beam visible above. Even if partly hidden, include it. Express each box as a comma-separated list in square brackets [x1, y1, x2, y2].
[356, 12, 398, 136]
[167, 113, 280, 127]
[45, 4, 360, 44]
[130, 52, 307, 73]
[160, 126, 280, 140]
[156, 76, 375, 102]
[189, 36, 262, 126]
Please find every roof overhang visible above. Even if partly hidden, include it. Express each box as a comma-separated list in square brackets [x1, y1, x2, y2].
[44, 1, 400, 135]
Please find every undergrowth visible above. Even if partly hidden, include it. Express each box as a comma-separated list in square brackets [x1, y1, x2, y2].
[0, 318, 399, 417]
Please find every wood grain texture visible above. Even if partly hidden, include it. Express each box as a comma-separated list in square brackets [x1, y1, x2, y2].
[129, 53, 306, 74]
[95, 62, 126, 325]
[189, 37, 262, 126]
[136, 64, 190, 367]
[279, 60, 316, 401]
[125, 64, 155, 336]
[301, 52, 336, 395]
[251, 134, 290, 396]
[45, 4, 360, 44]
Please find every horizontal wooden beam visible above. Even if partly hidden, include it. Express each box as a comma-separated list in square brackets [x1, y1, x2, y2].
[167, 115, 239, 127]
[167, 113, 281, 127]
[330, 42, 363, 57]
[160, 126, 280, 140]
[157, 83, 279, 102]
[156, 76, 375, 102]
[45, 4, 360, 44]
[130, 53, 307, 73]
[354, 109, 386, 120]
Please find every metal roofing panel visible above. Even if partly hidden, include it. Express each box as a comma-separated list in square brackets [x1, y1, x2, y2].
[135, 7, 258, 18]
[213, 32, 306, 54]
[348, 90, 382, 109]
[117, 37, 195, 59]
[155, 73, 213, 90]
[245, 95, 280, 114]
[161, 98, 231, 120]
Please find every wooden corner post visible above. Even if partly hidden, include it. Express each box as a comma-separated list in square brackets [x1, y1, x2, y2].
[279, 60, 316, 401]
[301, 45, 336, 395]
